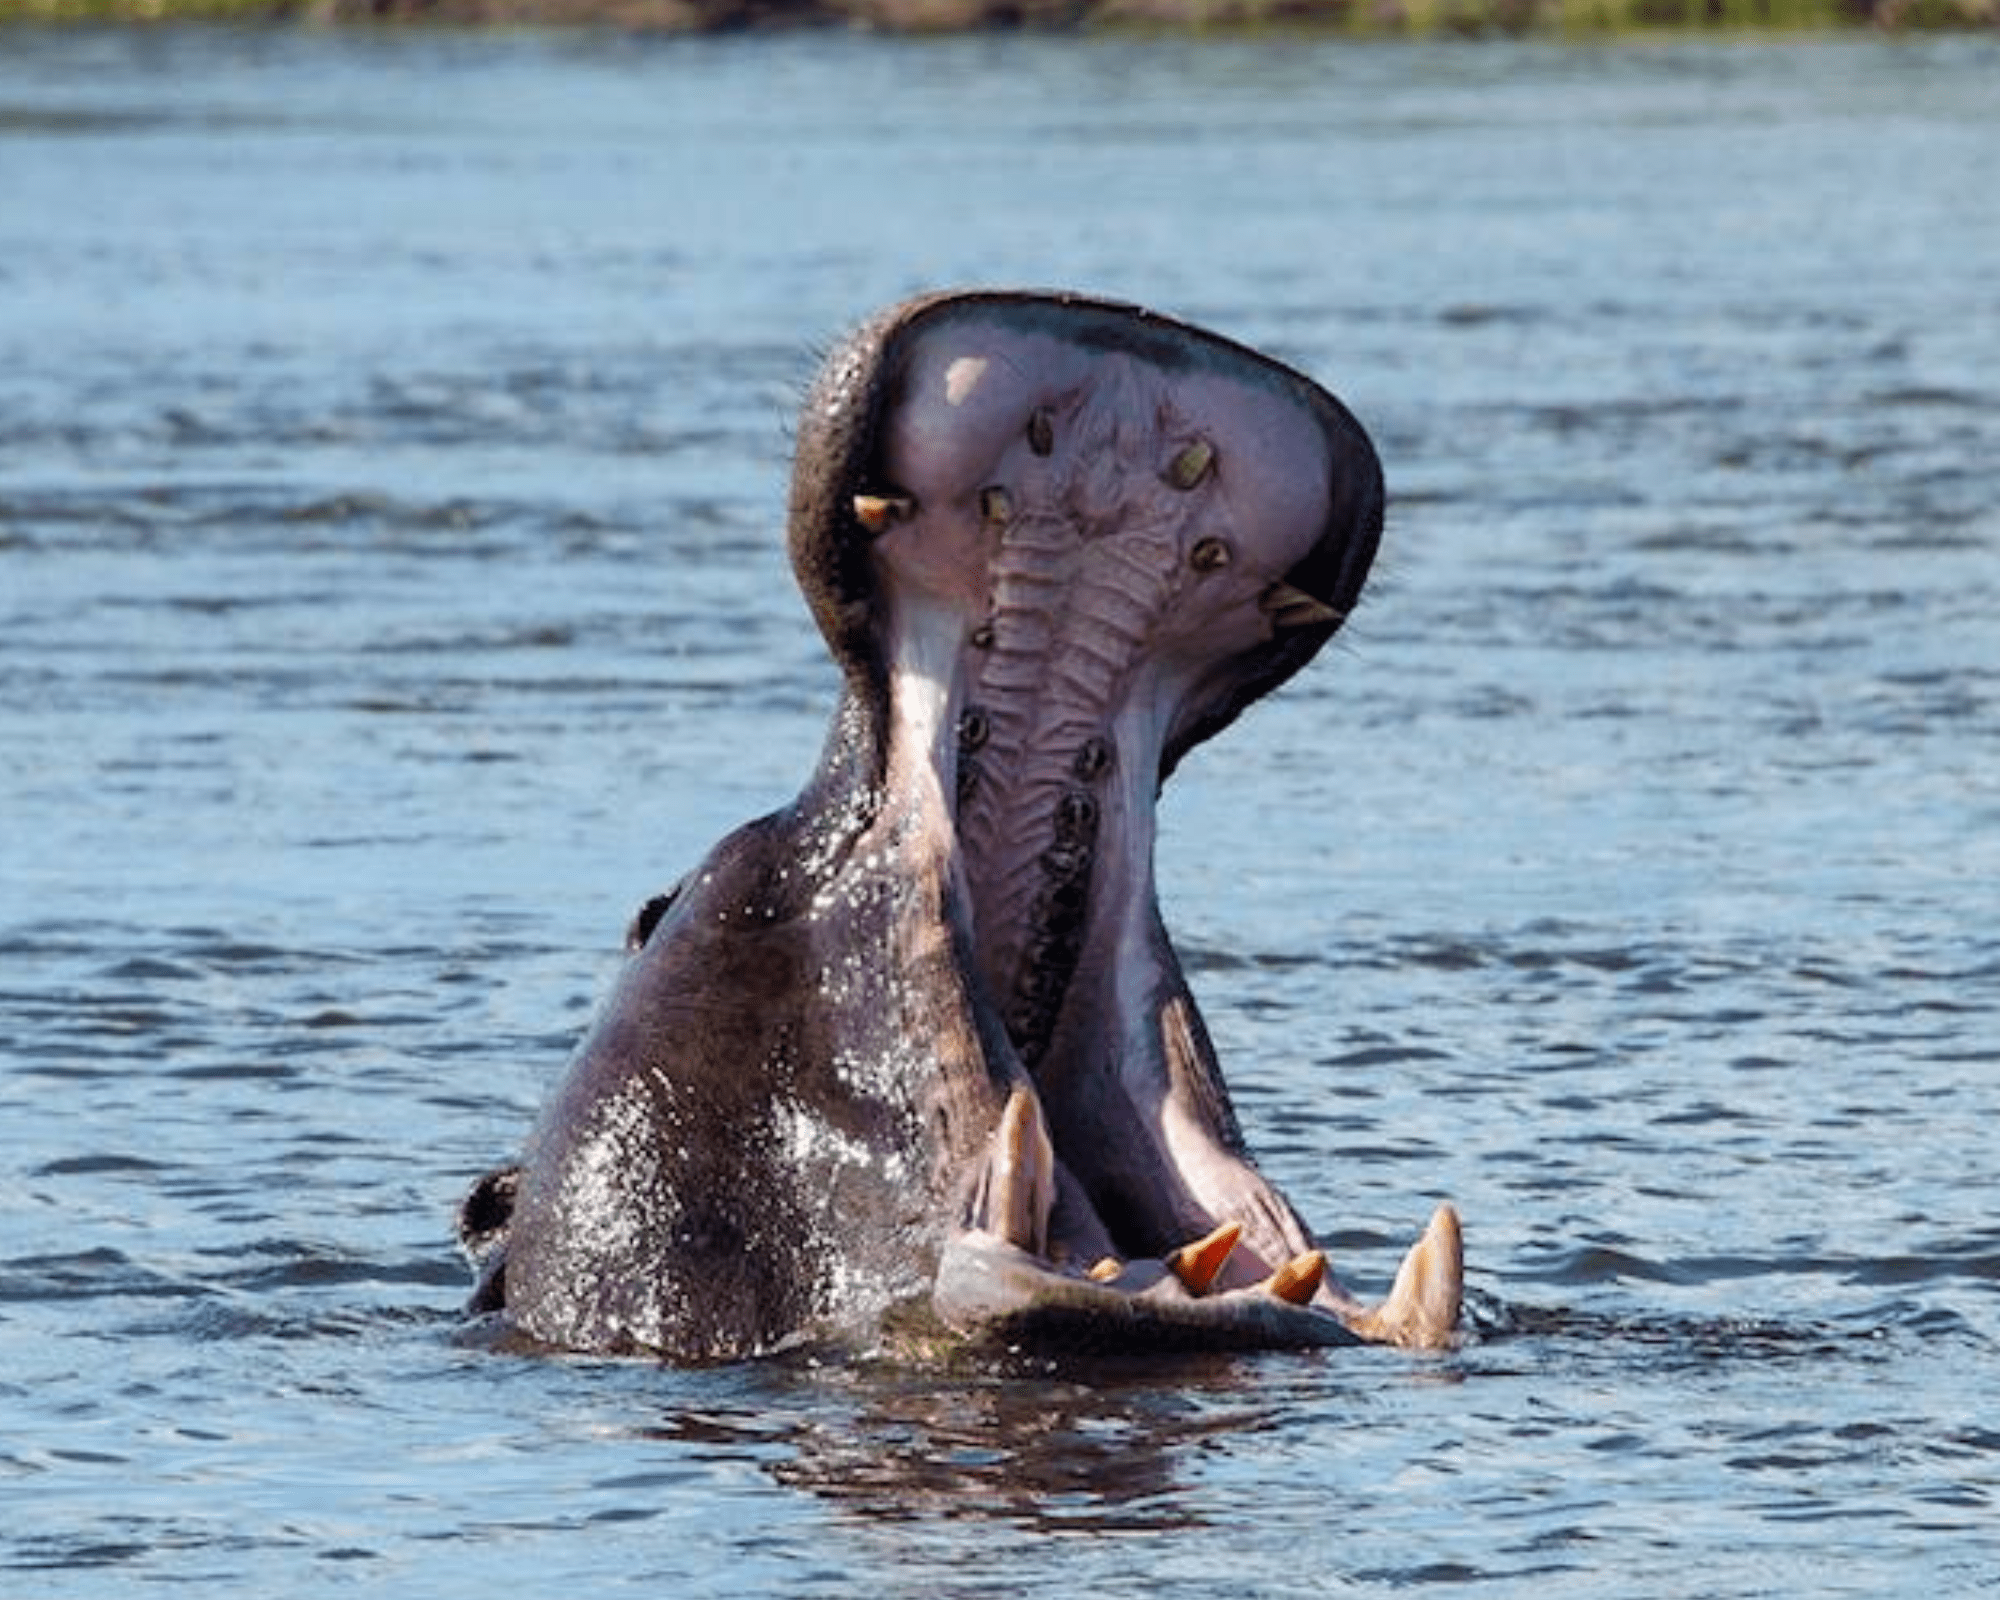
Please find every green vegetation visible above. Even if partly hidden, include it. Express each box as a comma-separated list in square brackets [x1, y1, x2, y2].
[1, 0, 281, 16]
[1094, 0, 1991, 30]
[0, 0, 1990, 29]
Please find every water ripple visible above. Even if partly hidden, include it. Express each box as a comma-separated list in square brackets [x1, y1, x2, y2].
[4, 26, 1998, 1600]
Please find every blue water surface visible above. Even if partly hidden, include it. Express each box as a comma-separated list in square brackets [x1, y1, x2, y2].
[1, 25, 1996, 1597]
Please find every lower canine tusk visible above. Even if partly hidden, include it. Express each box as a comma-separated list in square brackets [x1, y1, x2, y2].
[971, 1087, 1056, 1257]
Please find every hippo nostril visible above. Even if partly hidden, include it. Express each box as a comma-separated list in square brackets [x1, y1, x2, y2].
[1027, 407, 1055, 457]
[1189, 535, 1231, 574]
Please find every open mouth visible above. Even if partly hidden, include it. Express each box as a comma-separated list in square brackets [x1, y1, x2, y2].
[832, 297, 1460, 1351]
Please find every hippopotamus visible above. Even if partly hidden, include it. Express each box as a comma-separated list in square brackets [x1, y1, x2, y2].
[458, 290, 1463, 1362]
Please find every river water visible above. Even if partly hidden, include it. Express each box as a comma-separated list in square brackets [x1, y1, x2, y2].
[3, 23, 1996, 1596]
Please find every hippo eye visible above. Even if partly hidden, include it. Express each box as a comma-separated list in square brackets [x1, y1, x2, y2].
[1189, 536, 1231, 574]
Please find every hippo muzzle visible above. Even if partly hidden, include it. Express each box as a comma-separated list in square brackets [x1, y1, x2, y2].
[460, 291, 1462, 1362]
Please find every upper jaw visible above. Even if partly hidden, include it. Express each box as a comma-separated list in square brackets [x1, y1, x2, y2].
[820, 294, 1457, 1352]
[859, 300, 1361, 1066]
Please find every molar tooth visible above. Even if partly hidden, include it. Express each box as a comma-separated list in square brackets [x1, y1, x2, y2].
[851, 493, 913, 535]
[1053, 790, 1098, 845]
[1189, 535, 1231, 573]
[979, 485, 1013, 525]
[1087, 1257, 1123, 1283]
[1027, 407, 1055, 457]
[1260, 582, 1344, 630]
[1026, 928, 1079, 973]
[1166, 438, 1215, 490]
[1041, 874, 1088, 914]
[1266, 1250, 1327, 1305]
[1167, 1220, 1242, 1296]
[970, 621, 996, 649]
[1072, 737, 1112, 782]
[1031, 888, 1082, 936]
[957, 706, 991, 751]
[1016, 959, 1067, 1004]
[1039, 843, 1088, 882]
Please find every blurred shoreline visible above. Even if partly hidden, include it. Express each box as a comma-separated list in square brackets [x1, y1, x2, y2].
[2, 0, 1993, 34]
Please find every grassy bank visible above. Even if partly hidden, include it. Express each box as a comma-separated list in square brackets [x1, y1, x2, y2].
[0, 0, 1991, 31]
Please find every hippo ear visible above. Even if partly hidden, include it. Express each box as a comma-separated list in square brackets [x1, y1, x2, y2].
[624, 879, 685, 951]
[457, 1165, 519, 1258]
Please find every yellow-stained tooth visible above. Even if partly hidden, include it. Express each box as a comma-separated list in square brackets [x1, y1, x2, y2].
[1267, 1250, 1327, 1305]
[1166, 1220, 1242, 1295]
[1259, 583, 1344, 631]
[1087, 1257, 1123, 1283]
[1166, 438, 1215, 490]
[852, 493, 913, 535]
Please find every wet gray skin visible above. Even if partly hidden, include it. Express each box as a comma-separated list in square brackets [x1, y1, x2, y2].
[459, 291, 1463, 1362]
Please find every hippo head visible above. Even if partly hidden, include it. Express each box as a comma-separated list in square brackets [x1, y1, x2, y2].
[461, 292, 1461, 1362]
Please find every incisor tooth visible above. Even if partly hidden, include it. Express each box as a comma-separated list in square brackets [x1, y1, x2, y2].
[1267, 1250, 1327, 1305]
[1087, 1257, 1123, 1283]
[1166, 1220, 1242, 1295]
